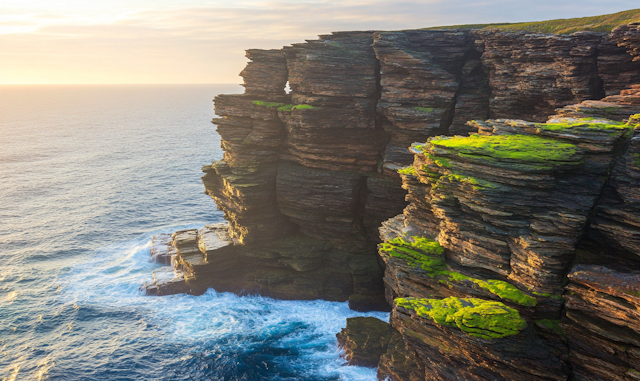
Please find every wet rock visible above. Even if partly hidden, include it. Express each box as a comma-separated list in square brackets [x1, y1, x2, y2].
[150, 233, 174, 265]
[336, 316, 395, 367]
[152, 267, 190, 296]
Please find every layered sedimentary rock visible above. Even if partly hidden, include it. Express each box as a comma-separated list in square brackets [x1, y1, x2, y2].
[336, 316, 422, 380]
[612, 22, 640, 61]
[200, 34, 401, 309]
[373, 30, 473, 174]
[563, 265, 640, 381]
[478, 31, 606, 121]
[143, 21, 640, 380]
[336, 316, 397, 367]
[379, 88, 639, 379]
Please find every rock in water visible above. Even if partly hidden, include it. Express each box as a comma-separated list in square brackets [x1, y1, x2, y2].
[336, 317, 396, 367]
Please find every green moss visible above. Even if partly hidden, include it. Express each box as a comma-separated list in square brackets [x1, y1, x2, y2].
[411, 143, 425, 153]
[537, 120, 632, 133]
[380, 236, 536, 307]
[398, 166, 417, 176]
[413, 107, 434, 113]
[533, 292, 565, 301]
[439, 173, 495, 190]
[252, 100, 286, 108]
[474, 280, 537, 307]
[277, 104, 293, 112]
[396, 296, 527, 339]
[434, 157, 451, 168]
[275, 104, 317, 112]
[430, 134, 579, 164]
[424, 8, 640, 34]
[535, 319, 566, 338]
[633, 153, 640, 167]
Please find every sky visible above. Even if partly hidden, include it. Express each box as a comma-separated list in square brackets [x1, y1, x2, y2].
[1, 0, 638, 84]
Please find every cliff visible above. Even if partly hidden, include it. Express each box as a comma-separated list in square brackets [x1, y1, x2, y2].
[143, 15, 640, 381]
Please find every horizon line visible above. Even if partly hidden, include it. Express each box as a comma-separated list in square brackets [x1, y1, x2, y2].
[0, 83, 243, 86]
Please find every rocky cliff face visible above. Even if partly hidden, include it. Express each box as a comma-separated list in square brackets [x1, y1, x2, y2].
[144, 22, 640, 380]
[381, 84, 640, 379]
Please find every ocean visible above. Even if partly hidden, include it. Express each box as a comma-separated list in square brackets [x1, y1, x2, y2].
[0, 85, 388, 380]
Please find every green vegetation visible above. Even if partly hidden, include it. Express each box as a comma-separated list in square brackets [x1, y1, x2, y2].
[582, 106, 622, 115]
[276, 104, 316, 112]
[438, 173, 495, 190]
[396, 296, 527, 339]
[398, 166, 417, 176]
[380, 237, 536, 307]
[413, 107, 434, 113]
[425, 8, 640, 35]
[535, 319, 565, 338]
[430, 134, 579, 164]
[537, 119, 632, 133]
[277, 104, 294, 112]
[624, 289, 640, 297]
[252, 100, 286, 108]
[633, 154, 640, 168]
[532, 292, 565, 301]
[424, 153, 451, 168]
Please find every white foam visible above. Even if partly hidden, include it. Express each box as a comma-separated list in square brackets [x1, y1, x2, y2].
[59, 225, 390, 380]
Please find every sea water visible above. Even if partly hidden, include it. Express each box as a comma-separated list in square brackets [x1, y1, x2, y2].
[0, 85, 388, 380]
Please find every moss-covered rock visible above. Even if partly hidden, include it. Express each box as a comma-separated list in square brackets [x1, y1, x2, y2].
[252, 100, 286, 108]
[429, 134, 580, 165]
[396, 296, 527, 339]
[380, 236, 536, 307]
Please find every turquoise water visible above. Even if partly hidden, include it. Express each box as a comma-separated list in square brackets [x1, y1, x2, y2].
[0, 85, 388, 380]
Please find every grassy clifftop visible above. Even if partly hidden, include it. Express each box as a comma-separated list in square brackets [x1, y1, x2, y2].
[426, 8, 640, 34]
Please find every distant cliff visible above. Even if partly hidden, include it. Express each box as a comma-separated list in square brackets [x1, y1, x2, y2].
[146, 17, 640, 381]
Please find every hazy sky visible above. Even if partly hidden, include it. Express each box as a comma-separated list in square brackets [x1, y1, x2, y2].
[1, 0, 638, 84]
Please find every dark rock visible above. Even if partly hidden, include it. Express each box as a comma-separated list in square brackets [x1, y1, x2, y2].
[240, 49, 288, 96]
[336, 316, 395, 367]
[612, 22, 640, 62]
[477, 30, 605, 121]
[377, 329, 423, 381]
[564, 265, 640, 381]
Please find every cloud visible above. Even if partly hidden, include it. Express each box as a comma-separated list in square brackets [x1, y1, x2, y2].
[0, 0, 638, 83]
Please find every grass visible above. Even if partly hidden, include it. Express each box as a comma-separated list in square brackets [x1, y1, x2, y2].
[425, 8, 640, 35]
[396, 296, 527, 339]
